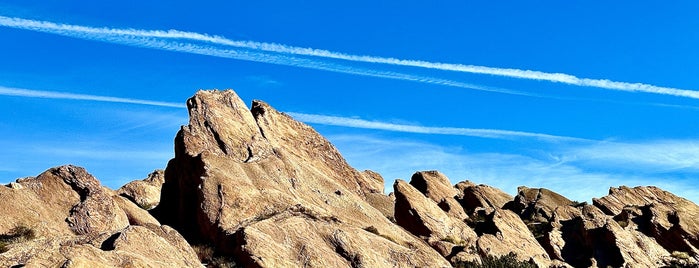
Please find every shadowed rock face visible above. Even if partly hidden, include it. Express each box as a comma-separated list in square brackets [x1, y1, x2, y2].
[0, 165, 201, 267]
[153, 90, 450, 267]
[6, 89, 699, 267]
[117, 169, 165, 210]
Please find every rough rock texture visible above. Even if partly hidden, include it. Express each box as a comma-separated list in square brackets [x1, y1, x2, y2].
[594, 186, 699, 262]
[455, 181, 513, 212]
[506, 187, 580, 223]
[410, 171, 468, 220]
[394, 172, 552, 266]
[117, 169, 165, 210]
[0, 165, 202, 267]
[6, 89, 699, 268]
[154, 90, 449, 267]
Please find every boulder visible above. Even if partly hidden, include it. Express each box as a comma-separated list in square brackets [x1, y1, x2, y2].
[117, 169, 165, 210]
[455, 181, 513, 212]
[0, 165, 202, 267]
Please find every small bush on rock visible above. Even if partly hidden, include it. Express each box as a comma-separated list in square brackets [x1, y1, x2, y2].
[454, 252, 537, 268]
[0, 224, 37, 253]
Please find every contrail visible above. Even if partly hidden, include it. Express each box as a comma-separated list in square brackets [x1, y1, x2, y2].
[287, 112, 590, 142]
[1, 15, 695, 99]
[0, 15, 528, 97]
[1, 86, 582, 142]
[0, 86, 185, 108]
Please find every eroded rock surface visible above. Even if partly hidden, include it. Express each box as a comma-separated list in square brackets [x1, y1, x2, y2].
[154, 90, 449, 267]
[117, 169, 165, 210]
[0, 166, 201, 267]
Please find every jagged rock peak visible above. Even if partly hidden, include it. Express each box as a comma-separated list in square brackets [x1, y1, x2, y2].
[155, 89, 449, 267]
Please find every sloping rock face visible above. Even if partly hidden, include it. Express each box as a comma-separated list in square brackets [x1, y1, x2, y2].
[154, 90, 449, 267]
[0, 165, 201, 267]
[117, 169, 165, 210]
[394, 171, 551, 266]
[594, 186, 699, 263]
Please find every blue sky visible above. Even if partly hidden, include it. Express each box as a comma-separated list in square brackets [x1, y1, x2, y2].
[2, 1, 699, 203]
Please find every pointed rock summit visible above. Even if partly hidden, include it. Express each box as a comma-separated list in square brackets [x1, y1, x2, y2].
[154, 90, 449, 267]
[4, 89, 699, 268]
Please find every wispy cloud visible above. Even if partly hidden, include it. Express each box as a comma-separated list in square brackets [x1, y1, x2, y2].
[328, 134, 699, 203]
[0, 86, 185, 108]
[0, 15, 527, 96]
[2, 15, 697, 99]
[288, 112, 588, 142]
[566, 140, 699, 172]
[0, 85, 584, 142]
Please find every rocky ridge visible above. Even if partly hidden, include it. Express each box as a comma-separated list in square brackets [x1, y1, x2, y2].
[2, 89, 698, 268]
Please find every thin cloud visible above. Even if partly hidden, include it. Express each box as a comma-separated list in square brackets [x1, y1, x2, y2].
[566, 140, 699, 172]
[1, 86, 582, 142]
[1, 16, 697, 99]
[0, 86, 185, 108]
[0, 15, 527, 96]
[328, 134, 699, 203]
[288, 112, 589, 142]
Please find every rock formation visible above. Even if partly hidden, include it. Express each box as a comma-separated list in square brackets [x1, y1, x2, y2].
[0, 165, 200, 267]
[3, 89, 699, 267]
[153, 90, 449, 267]
[118, 169, 166, 210]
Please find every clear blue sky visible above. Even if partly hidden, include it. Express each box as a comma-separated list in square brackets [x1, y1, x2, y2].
[2, 1, 699, 203]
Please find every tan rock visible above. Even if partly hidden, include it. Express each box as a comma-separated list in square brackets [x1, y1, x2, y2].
[0, 165, 202, 267]
[409, 171, 468, 219]
[394, 180, 477, 245]
[456, 181, 513, 212]
[0, 165, 129, 237]
[593, 186, 699, 263]
[474, 208, 551, 265]
[154, 89, 448, 266]
[117, 169, 165, 210]
[0, 225, 202, 267]
[507, 187, 579, 222]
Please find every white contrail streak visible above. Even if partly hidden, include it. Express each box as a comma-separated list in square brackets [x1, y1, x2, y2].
[0, 86, 185, 108]
[1, 86, 582, 142]
[1, 15, 695, 99]
[0, 16, 527, 96]
[287, 112, 589, 142]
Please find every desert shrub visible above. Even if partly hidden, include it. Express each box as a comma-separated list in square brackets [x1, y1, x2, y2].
[192, 244, 239, 268]
[441, 235, 466, 246]
[363, 226, 379, 235]
[570, 201, 588, 208]
[454, 252, 537, 268]
[363, 226, 400, 245]
[672, 251, 692, 260]
[0, 224, 37, 253]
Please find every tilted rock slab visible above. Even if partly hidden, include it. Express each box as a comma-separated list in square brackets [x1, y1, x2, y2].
[0, 165, 201, 267]
[153, 90, 449, 267]
[117, 169, 165, 210]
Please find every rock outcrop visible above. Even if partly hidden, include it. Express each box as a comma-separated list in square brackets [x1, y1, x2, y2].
[153, 90, 449, 267]
[117, 169, 165, 210]
[5, 89, 699, 268]
[0, 165, 201, 267]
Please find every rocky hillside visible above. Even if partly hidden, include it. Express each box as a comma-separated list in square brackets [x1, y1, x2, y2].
[2, 89, 698, 267]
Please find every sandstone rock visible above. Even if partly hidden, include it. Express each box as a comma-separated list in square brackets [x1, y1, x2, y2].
[117, 169, 165, 210]
[506, 187, 580, 223]
[0, 165, 129, 237]
[593, 186, 699, 264]
[474, 208, 552, 266]
[0, 225, 201, 267]
[394, 180, 477, 245]
[0, 165, 202, 267]
[409, 171, 468, 219]
[455, 181, 513, 212]
[154, 90, 449, 266]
